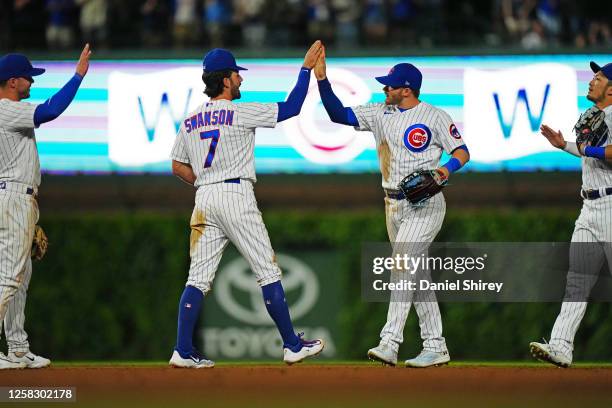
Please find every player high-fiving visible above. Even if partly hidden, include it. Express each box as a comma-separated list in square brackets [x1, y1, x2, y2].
[0, 44, 91, 369]
[169, 42, 326, 368]
[314, 44, 470, 368]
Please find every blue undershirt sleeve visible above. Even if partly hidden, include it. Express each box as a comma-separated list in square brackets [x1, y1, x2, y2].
[34, 73, 83, 127]
[277, 67, 311, 122]
[453, 145, 469, 154]
[317, 78, 359, 126]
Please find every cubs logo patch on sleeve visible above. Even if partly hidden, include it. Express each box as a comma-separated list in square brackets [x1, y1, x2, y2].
[449, 123, 462, 139]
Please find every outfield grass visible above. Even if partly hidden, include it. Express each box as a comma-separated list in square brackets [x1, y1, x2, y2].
[49, 360, 612, 368]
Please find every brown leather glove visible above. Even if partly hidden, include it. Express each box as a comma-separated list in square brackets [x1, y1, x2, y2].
[31, 225, 49, 261]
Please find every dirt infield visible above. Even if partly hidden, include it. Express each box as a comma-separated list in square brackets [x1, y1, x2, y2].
[1, 364, 611, 407]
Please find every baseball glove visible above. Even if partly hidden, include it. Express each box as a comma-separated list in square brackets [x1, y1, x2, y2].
[574, 106, 609, 147]
[399, 169, 448, 205]
[31, 225, 48, 261]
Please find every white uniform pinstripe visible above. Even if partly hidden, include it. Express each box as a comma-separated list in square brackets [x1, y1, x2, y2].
[171, 100, 282, 293]
[549, 105, 612, 360]
[0, 98, 40, 354]
[352, 101, 465, 353]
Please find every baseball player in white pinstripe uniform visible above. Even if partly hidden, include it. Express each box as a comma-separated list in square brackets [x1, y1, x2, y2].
[314, 48, 470, 367]
[0, 45, 91, 369]
[531, 61, 612, 368]
[169, 43, 326, 368]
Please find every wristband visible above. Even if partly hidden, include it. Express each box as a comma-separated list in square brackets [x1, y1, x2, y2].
[442, 157, 462, 174]
[584, 146, 606, 160]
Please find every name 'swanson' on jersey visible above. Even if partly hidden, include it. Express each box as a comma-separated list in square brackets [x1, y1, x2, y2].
[184, 108, 235, 133]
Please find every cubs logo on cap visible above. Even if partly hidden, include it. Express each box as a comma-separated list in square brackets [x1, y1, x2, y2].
[403, 124, 432, 152]
[449, 124, 462, 139]
[376, 63, 422, 90]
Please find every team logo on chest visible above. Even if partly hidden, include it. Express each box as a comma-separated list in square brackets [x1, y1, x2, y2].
[403, 124, 432, 152]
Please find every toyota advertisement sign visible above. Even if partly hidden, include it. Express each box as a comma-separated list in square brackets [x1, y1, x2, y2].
[200, 250, 343, 360]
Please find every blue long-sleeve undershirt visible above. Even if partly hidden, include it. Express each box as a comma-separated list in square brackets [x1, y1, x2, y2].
[33, 73, 83, 127]
[277, 68, 311, 122]
[317, 78, 359, 126]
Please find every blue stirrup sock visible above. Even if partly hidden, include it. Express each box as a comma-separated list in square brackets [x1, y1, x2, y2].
[175, 285, 204, 357]
[262, 281, 301, 351]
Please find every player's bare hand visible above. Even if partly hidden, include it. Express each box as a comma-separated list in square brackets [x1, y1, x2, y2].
[314, 46, 327, 80]
[540, 124, 566, 149]
[75, 43, 92, 78]
[435, 167, 449, 182]
[303, 40, 323, 70]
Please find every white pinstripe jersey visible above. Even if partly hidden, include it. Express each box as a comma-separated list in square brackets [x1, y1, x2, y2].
[171, 99, 278, 187]
[0, 99, 40, 188]
[352, 101, 465, 190]
[581, 105, 612, 190]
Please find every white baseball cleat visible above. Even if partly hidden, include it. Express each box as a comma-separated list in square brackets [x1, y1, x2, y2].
[367, 343, 398, 366]
[283, 334, 325, 365]
[529, 342, 571, 368]
[169, 350, 215, 368]
[0, 352, 26, 369]
[405, 350, 450, 368]
[7, 351, 51, 369]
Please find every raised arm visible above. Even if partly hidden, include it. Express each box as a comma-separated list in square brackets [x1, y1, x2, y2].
[34, 44, 91, 127]
[314, 47, 359, 126]
[276, 40, 323, 122]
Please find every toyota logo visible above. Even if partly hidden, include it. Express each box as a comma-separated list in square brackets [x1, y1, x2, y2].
[215, 254, 319, 325]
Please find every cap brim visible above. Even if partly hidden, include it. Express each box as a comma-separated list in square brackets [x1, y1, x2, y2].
[590, 61, 601, 74]
[375, 75, 401, 87]
[29, 68, 45, 77]
[235, 65, 247, 71]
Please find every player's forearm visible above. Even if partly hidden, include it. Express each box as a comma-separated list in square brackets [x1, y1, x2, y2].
[172, 160, 196, 185]
[441, 145, 470, 176]
[277, 67, 311, 122]
[562, 141, 581, 157]
[33, 73, 83, 127]
[317, 78, 359, 126]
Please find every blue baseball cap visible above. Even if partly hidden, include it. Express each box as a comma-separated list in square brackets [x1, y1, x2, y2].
[375, 63, 422, 90]
[202, 49, 247, 73]
[590, 61, 612, 80]
[0, 54, 45, 81]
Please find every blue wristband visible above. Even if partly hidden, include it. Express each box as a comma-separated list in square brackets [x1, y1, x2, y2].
[443, 157, 462, 174]
[584, 146, 606, 160]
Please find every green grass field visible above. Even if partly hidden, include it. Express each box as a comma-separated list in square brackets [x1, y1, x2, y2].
[48, 360, 612, 368]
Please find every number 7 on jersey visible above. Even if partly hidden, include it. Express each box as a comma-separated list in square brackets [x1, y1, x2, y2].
[200, 129, 220, 168]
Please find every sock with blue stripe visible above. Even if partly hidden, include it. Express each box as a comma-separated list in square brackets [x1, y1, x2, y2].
[175, 285, 204, 357]
[262, 281, 301, 351]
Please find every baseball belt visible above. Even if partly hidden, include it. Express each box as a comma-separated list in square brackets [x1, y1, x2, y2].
[581, 187, 612, 200]
[0, 181, 37, 197]
[384, 188, 406, 200]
